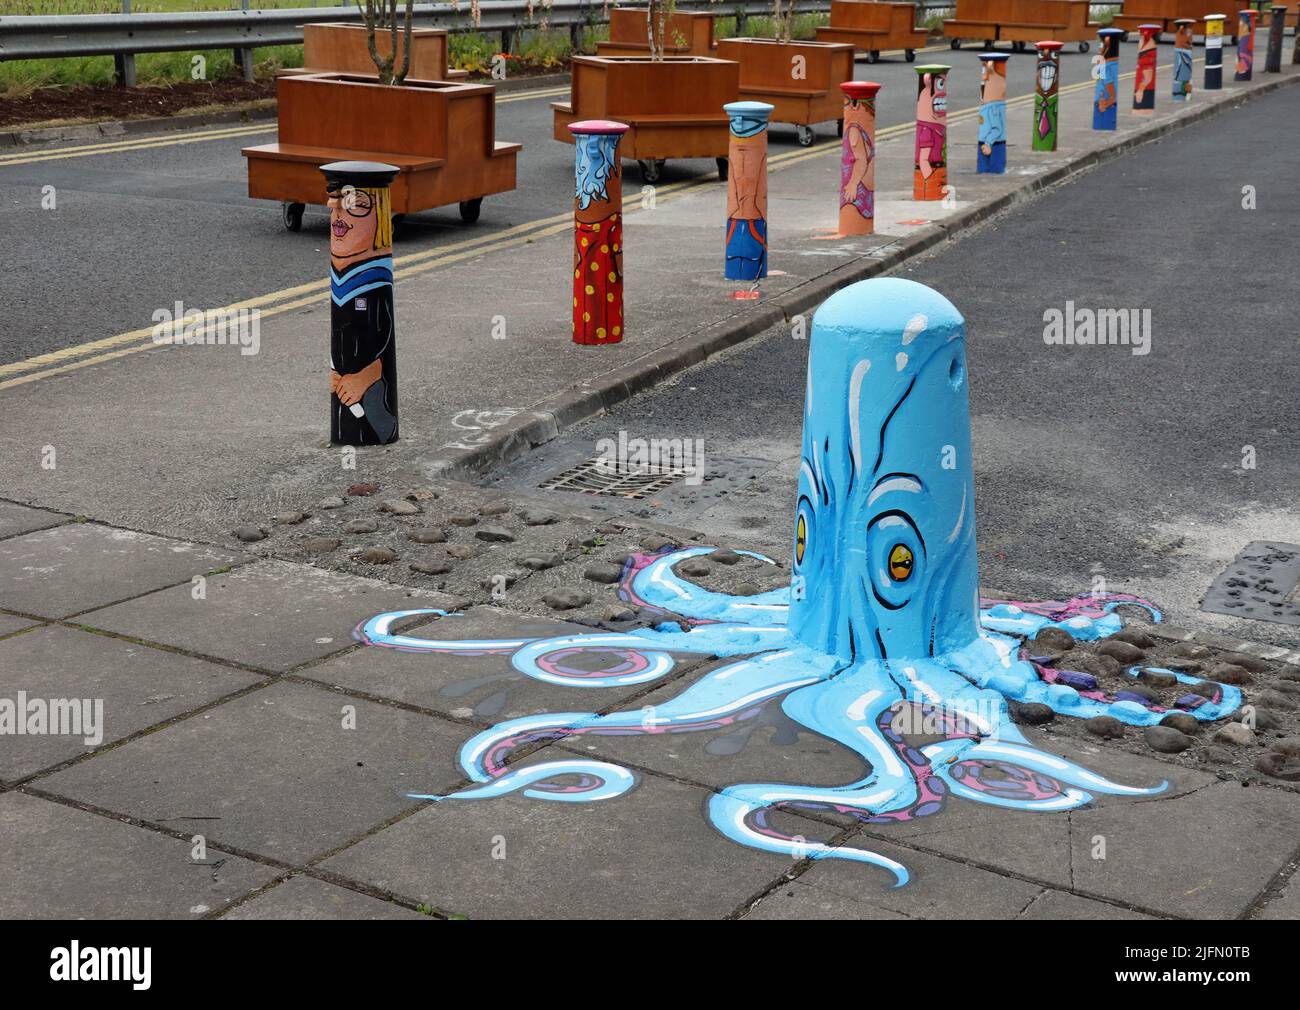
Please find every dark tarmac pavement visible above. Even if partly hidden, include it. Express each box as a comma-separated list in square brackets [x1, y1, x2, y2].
[1, 41, 1093, 365]
[486, 84, 1300, 648]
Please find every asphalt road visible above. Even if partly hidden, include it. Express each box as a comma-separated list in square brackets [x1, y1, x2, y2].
[486, 84, 1300, 647]
[1, 41, 1098, 366]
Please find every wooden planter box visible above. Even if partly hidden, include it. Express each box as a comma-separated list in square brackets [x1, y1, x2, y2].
[282, 22, 467, 81]
[944, 0, 1099, 51]
[596, 8, 718, 57]
[243, 73, 520, 226]
[552, 55, 739, 166]
[816, 1, 929, 61]
[716, 38, 855, 138]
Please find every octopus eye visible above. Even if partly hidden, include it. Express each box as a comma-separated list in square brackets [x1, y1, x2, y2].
[795, 514, 807, 566]
[888, 544, 914, 582]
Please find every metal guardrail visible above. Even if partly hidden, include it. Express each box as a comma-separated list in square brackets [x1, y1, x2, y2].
[0, 2, 840, 62]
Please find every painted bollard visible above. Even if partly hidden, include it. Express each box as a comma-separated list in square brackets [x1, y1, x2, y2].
[1134, 25, 1160, 113]
[1236, 10, 1259, 80]
[724, 101, 773, 282]
[1264, 5, 1286, 72]
[976, 54, 1008, 173]
[914, 65, 950, 201]
[1205, 14, 1228, 89]
[1033, 41, 1063, 151]
[323, 160, 399, 446]
[1093, 28, 1125, 129]
[839, 82, 881, 236]
[1173, 19, 1195, 99]
[569, 120, 628, 346]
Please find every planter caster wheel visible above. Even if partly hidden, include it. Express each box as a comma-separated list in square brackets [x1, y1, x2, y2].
[458, 199, 482, 224]
[1078, 40, 1090, 53]
[639, 159, 665, 183]
[905, 49, 916, 62]
[282, 201, 305, 232]
[715, 157, 728, 181]
[951, 38, 961, 50]
[796, 125, 815, 147]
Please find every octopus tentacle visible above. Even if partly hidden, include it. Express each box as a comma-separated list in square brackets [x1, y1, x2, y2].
[417, 649, 837, 804]
[630, 547, 790, 625]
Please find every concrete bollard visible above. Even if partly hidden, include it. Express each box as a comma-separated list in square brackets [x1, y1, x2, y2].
[1172, 19, 1195, 99]
[976, 54, 1009, 173]
[788, 277, 976, 659]
[1032, 41, 1063, 151]
[724, 101, 774, 282]
[1236, 10, 1259, 80]
[1205, 14, 1228, 89]
[913, 65, 950, 201]
[1133, 25, 1160, 113]
[569, 120, 628, 346]
[322, 160, 400, 447]
[838, 82, 881, 236]
[1093, 28, 1125, 129]
[1264, 5, 1287, 72]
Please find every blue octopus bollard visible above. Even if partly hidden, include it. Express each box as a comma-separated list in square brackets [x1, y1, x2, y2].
[356, 278, 1245, 885]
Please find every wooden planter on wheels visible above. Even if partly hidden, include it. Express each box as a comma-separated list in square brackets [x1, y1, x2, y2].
[243, 73, 521, 231]
[282, 23, 467, 80]
[944, 0, 1100, 54]
[815, 1, 929, 63]
[716, 37, 856, 146]
[552, 55, 739, 182]
[596, 7, 719, 57]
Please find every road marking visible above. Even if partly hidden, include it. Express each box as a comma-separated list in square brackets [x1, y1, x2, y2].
[0, 83, 572, 169]
[0, 55, 1218, 391]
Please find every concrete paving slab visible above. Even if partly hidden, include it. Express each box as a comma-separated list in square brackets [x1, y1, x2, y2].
[80, 559, 457, 672]
[218, 875, 429, 920]
[321, 768, 810, 919]
[0, 501, 66, 540]
[1071, 779, 1300, 919]
[1017, 888, 1157, 921]
[0, 522, 242, 619]
[0, 790, 278, 919]
[301, 605, 709, 725]
[741, 880, 912, 920]
[36, 680, 472, 864]
[0, 614, 39, 637]
[845, 730, 1217, 890]
[0, 624, 263, 782]
[1256, 870, 1300, 920]
[789, 834, 1044, 919]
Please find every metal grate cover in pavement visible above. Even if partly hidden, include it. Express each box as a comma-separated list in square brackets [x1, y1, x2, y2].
[1200, 541, 1300, 627]
[537, 455, 692, 500]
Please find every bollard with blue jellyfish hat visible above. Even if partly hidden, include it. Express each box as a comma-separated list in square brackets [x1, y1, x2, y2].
[354, 278, 1243, 886]
[723, 101, 773, 282]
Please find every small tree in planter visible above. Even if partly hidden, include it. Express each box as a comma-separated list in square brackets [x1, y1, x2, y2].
[356, 0, 415, 85]
[772, 0, 796, 43]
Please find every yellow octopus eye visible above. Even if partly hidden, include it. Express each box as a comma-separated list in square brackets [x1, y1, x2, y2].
[888, 544, 913, 581]
[795, 514, 807, 565]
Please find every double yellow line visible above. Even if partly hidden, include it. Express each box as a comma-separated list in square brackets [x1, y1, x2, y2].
[0, 55, 1204, 391]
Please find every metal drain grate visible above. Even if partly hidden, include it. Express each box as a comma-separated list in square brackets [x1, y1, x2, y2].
[1201, 541, 1300, 627]
[538, 455, 692, 500]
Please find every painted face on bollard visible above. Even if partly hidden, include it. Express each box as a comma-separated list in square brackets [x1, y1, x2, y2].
[1037, 57, 1057, 94]
[981, 61, 1007, 102]
[327, 186, 381, 267]
[917, 72, 947, 124]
